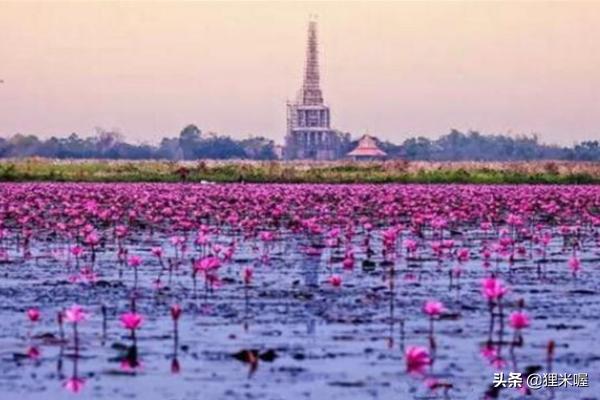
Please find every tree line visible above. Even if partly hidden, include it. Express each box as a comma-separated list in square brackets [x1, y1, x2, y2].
[377, 130, 599, 161]
[0, 125, 277, 160]
[0, 125, 598, 161]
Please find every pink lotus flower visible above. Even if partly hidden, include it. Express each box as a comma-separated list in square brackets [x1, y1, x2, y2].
[194, 256, 221, 273]
[480, 221, 493, 231]
[442, 239, 454, 249]
[64, 305, 87, 324]
[328, 228, 341, 238]
[170, 304, 182, 321]
[457, 248, 469, 262]
[480, 344, 497, 361]
[70, 245, 83, 257]
[128, 255, 142, 268]
[27, 346, 40, 359]
[507, 213, 523, 227]
[63, 377, 86, 393]
[120, 312, 143, 330]
[481, 277, 508, 301]
[509, 311, 530, 330]
[560, 225, 572, 235]
[325, 238, 337, 247]
[120, 358, 142, 372]
[151, 247, 163, 258]
[195, 233, 209, 245]
[259, 231, 274, 241]
[568, 257, 581, 274]
[405, 346, 431, 374]
[405, 239, 418, 253]
[243, 266, 253, 285]
[382, 227, 398, 248]
[342, 257, 354, 269]
[423, 300, 445, 317]
[431, 217, 447, 230]
[541, 233, 552, 246]
[115, 225, 128, 238]
[329, 275, 342, 287]
[84, 232, 99, 246]
[27, 308, 41, 322]
[171, 358, 181, 374]
[170, 235, 185, 246]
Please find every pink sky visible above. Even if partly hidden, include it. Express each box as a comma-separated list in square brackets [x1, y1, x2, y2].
[1, 1, 599, 145]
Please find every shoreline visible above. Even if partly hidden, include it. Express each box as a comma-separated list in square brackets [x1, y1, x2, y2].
[0, 159, 599, 184]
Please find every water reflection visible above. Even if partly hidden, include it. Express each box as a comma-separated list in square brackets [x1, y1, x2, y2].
[300, 237, 320, 336]
[63, 325, 85, 394]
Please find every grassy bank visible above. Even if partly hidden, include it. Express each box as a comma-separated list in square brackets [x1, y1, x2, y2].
[0, 158, 598, 184]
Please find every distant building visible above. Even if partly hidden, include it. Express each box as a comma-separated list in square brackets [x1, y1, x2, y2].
[347, 134, 387, 161]
[273, 144, 284, 159]
[284, 19, 348, 160]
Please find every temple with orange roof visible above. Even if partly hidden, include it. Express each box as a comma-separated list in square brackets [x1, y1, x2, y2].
[347, 135, 387, 161]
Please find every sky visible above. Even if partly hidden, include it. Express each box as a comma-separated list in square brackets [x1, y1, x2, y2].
[0, 1, 599, 146]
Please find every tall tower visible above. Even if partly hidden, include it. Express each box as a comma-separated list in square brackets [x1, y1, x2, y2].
[302, 20, 323, 105]
[284, 18, 347, 160]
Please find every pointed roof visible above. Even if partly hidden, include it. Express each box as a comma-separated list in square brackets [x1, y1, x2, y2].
[301, 19, 323, 105]
[347, 135, 387, 157]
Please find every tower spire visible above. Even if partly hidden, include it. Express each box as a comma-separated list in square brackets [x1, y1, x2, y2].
[302, 17, 323, 105]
